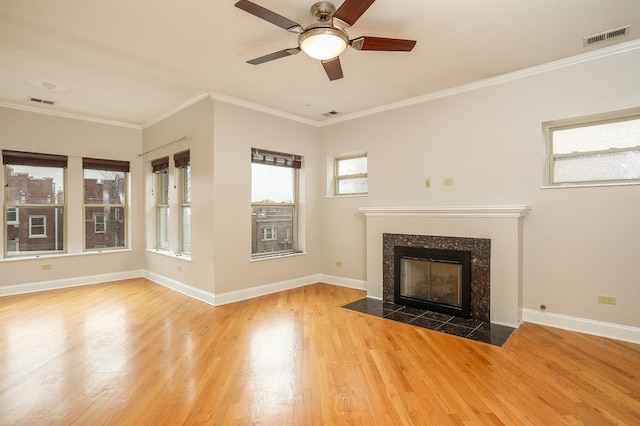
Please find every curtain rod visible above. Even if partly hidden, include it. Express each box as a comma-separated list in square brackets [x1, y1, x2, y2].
[137, 136, 191, 158]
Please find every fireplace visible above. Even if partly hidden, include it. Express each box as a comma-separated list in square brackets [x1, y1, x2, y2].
[394, 246, 471, 318]
[383, 233, 491, 322]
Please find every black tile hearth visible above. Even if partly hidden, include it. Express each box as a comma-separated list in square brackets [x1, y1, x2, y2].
[342, 298, 514, 347]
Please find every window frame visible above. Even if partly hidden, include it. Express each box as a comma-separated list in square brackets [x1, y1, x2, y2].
[3, 150, 67, 257]
[544, 109, 640, 187]
[7, 206, 18, 225]
[251, 148, 301, 259]
[153, 157, 170, 251]
[82, 157, 129, 251]
[175, 150, 191, 256]
[334, 153, 368, 196]
[28, 215, 47, 238]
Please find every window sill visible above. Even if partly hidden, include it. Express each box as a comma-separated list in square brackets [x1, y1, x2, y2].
[540, 181, 640, 189]
[0, 248, 133, 263]
[146, 249, 192, 261]
[325, 193, 369, 199]
[250, 251, 306, 262]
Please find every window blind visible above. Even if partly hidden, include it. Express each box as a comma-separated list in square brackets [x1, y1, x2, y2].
[174, 150, 190, 168]
[2, 150, 68, 168]
[83, 157, 130, 173]
[251, 148, 302, 169]
[151, 157, 169, 173]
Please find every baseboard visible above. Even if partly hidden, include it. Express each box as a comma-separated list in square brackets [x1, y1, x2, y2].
[0, 270, 145, 297]
[214, 274, 321, 306]
[144, 271, 216, 307]
[522, 308, 640, 344]
[318, 274, 367, 291]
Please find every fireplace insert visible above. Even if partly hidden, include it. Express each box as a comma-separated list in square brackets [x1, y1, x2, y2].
[394, 246, 471, 318]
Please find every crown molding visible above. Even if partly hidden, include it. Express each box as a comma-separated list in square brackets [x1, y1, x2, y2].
[141, 92, 211, 129]
[209, 92, 320, 127]
[0, 101, 142, 129]
[319, 38, 640, 126]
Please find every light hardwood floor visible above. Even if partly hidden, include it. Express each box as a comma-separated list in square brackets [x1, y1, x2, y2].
[0, 278, 638, 425]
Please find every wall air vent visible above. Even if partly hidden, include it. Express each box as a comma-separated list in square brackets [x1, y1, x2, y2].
[583, 25, 630, 47]
[29, 97, 56, 105]
[322, 110, 340, 117]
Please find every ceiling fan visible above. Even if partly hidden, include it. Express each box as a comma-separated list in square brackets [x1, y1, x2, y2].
[235, 0, 417, 81]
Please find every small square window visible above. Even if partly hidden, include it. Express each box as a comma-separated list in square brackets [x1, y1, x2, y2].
[335, 154, 368, 195]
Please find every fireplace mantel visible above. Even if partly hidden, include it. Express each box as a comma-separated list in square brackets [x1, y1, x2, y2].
[359, 205, 531, 218]
[360, 205, 531, 327]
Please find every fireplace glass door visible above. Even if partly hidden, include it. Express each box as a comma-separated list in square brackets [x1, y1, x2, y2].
[400, 258, 462, 307]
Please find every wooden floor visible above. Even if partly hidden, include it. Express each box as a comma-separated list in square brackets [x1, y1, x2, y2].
[1, 279, 639, 425]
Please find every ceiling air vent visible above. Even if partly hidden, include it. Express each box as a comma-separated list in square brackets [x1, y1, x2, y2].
[322, 110, 340, 117]
[29, 97, 56, 105]
[583, 25, 630, 47]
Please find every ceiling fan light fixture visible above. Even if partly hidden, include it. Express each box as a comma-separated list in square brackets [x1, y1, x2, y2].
[299, 26, 348, 60]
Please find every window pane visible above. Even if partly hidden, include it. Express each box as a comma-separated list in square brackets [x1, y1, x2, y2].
[182, 165, 191, 203]
[553, 151, 640, 183]
[6, 206, 63, 255]
[252, 205, 294, 255]
[251, 163, 294, 203]
[337, 156, 367, 176]
[338, 177, 368, 194]
[180, 206, 191, 254]
[84, 207, 125, 248]
[157, 170, 169, 204]
[5, 165, 64, 204]
[157, 206, 169, 249]
[84, 170, 125, 204]
[553, 118, 640, 154]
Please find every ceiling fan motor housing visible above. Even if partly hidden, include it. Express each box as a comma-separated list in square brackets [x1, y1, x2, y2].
[310, 1, 336, 22]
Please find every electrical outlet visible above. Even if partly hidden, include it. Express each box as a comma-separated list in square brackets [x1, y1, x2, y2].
[177, 265, 182, 271]
[335, 261, 343, 267]
[443, 178, 454, 185]
[41, 264, 52, 270]
[597, 295, 616, 305]
[424, 178, 431, 188]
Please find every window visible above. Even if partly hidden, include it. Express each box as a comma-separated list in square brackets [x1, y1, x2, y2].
[7, 206, 18, 224]
[335, 153, 368, 195]
[152, 157, 170, 250]
[83, 157, 129, 250]
[545, 109, 640, 186]
[94, 214, 106, 234]
[3, 150, 66, 256]
[175, 150, 191, 255]
[251, 148, 301, 257]
[29, 215, 46, 238]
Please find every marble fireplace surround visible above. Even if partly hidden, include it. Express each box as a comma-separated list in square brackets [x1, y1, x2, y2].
[360, 206, 531, 327]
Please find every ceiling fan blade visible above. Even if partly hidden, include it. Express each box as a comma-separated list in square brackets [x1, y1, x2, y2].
[322, 57, 344, 81]
[247, 48, 300, 65]
[334, 0, 376, 27]
[235, 0, 303, 33]
[350, 36, 417, 51]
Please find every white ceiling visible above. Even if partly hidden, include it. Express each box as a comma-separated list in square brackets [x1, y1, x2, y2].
[1, 0, 639, 127]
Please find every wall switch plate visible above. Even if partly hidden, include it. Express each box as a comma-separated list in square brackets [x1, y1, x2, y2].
[424, 178, 431, 188]
[41, 264, 52, 270]
[597, 294, 616, 305]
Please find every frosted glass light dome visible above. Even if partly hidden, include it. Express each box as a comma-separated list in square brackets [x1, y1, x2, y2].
[299, 27, 348, 60]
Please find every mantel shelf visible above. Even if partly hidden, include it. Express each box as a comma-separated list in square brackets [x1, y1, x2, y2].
[358, 205, 532, 219]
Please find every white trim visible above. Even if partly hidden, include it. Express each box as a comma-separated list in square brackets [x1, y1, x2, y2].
[320, 39, 640, 126]
[210, 92, 319, 127]
[214, 274, 320, 306]
[318, 274, 367, 291]
[144, 271, 216, 306]
[142, 92, 211, 128]
[523, 308, 640, 344]
[0, 102, 141, 129]
[358, 205, 532, 218]
[0, 269, 144, 297]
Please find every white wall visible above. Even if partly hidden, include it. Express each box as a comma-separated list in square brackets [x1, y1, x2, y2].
[211, 101, 321, 294]
[319, 49, 640, 328]
[0, 107, 144, 287]
[142, 98, 321, 297]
